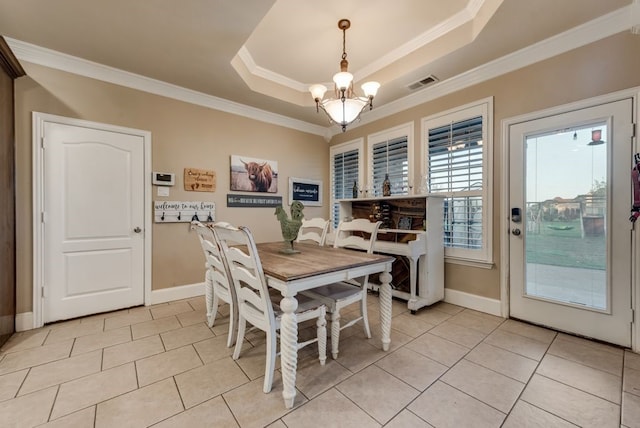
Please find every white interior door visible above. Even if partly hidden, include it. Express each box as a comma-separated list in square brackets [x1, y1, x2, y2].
[509, 99, 634, 347]
[43, 122, 145, 323]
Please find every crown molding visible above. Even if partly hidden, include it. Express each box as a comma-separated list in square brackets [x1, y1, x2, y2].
[237, 46, 309, 92]
[238, 2, 485, 87]
[7, 3, 632, 141]
[7, 37, 327, 138]
[356, 5, 476, 82]
[0, 36, 25, 78]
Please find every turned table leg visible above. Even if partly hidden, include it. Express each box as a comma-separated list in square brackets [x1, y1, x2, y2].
[279, 294, 298, 409]
[379, 267, 393, 351]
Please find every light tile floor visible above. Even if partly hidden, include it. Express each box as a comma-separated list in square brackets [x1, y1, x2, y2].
[1, 295, 639, 427]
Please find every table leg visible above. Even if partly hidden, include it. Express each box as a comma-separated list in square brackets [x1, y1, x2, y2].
[279, 293, 298, 409]
[379, 266, 393, 351]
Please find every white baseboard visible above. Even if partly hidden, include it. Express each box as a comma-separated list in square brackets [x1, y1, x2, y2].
[444, 288, 502, 317]
[12, 285, 205, 332]
[15, 312, 34, 332]
[151, 282, 205, 305]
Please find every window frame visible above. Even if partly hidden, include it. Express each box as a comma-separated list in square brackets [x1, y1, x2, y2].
[329, 138, 364, 229]
[421, 98, 494, 267]
[367, 122, 414, 198]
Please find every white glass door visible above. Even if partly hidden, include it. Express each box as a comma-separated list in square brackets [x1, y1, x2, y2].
[509, 99, 633, 347]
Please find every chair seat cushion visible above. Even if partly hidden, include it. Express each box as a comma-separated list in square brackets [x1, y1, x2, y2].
[303, 282, 361, 302]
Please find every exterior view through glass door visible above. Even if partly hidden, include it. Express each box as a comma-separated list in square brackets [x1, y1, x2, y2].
[509, 99, 634, 347]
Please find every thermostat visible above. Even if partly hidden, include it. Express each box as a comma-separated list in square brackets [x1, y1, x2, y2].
[152, 172, 175, 186]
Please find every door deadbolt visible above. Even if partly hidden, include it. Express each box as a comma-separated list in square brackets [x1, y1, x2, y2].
[133, 227, 142, 233]
[511, 228, 521, 236]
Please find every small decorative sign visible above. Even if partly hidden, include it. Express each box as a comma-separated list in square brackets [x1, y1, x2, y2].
[226, 194, 282, 208]
[154, 200, 215, 223]
[289, 177, 322, 206]
[184, 168, 216, 192]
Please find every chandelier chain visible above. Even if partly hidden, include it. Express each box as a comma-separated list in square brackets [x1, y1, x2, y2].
[342, 27, 347, 61]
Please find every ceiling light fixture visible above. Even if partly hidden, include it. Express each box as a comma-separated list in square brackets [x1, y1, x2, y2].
[309, 19, 380, 132]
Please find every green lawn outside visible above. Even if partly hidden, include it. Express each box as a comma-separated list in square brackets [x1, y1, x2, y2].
[525, 219, 606, 270]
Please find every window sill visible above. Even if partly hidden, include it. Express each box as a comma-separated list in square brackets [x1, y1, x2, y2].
[445, 256, 495, 270]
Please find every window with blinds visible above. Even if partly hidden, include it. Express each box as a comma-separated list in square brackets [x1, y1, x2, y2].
[429, 116, 483, 249]
[368, 123, 413, 198]
[422, 99, 492, 264]
[330, 141, 362, 228]
[371, 137, 409, 197]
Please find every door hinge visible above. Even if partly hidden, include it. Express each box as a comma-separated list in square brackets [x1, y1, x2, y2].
[41, 286, 45, 298]
[41, 212, 46, 223]
[632, 308, 635, 324]
[41, 136, 46, 149]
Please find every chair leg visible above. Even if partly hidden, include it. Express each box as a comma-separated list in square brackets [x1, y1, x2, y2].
[232, 316, 246, 360]
[331, 311, 341, 359]
[225, 300, 236, 348]
[263, 329, 277, 393]
[205, 270, 215, 328]
[361, 290, 371, 339]
[210, 292, 220, 329]
[316, 307, 327, 365]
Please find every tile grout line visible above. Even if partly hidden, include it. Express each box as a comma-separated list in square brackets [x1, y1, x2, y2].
[495, 328, 558, 427]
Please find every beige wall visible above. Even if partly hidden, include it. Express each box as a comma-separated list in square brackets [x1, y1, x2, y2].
[14, 64, 328, 313]
[13, 31, 640, 314]
[329, 32, 640, 300]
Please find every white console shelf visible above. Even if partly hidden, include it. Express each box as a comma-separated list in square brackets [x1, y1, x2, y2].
[338, 194, 444, 312]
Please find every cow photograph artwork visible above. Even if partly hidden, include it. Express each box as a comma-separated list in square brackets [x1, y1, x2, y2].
[230, 155, 278, 193]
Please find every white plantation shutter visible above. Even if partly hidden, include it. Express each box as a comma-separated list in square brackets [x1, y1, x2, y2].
[423, 99, 492, 264]
[330, 140, 362, 228]
[371, 136, 409, 197]
[429, 116, 483, 249]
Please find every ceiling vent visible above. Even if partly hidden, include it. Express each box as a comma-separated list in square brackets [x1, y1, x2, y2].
[407, 75, 438, 91]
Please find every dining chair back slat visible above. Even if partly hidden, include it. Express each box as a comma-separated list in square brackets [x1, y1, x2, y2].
[296, 217, 330, 246]
[192, 221, 237, 347]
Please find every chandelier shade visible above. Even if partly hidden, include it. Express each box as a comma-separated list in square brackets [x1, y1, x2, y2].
[309, 19, 380, 132]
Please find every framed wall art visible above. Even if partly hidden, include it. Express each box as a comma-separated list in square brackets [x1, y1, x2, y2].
[230, 155, 278, 193]
[289, 177, 322, 206]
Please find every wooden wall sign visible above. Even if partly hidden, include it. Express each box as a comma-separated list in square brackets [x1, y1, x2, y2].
[154, 200, 215, 223]
[184, 168, 216, 192]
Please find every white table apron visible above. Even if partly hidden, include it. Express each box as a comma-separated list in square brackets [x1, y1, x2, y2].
[264, 258, 394, 409]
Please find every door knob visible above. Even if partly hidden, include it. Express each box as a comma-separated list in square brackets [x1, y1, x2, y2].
[511, 228, 521, 236]
[133, 227, 142, 233]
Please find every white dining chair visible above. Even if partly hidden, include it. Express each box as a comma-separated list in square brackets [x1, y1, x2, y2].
[212, 223, 327, 393]
[296, 217, 330, 246]
[302, 218, 382, 359]
[192, 221, 237, 347]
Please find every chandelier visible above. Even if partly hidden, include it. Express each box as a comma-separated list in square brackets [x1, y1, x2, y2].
[309, 19, 380, 132]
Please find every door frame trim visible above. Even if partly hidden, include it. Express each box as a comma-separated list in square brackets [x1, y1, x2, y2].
[500, 87, 640, 351]
[32, 112, 152, 328]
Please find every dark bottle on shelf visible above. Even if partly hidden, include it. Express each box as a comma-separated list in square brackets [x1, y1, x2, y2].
[352, 181, 358, 198]
[382, 174, 391, 197]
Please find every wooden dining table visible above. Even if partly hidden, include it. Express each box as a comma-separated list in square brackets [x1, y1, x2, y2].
[256, 241, 395, 409]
